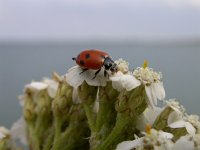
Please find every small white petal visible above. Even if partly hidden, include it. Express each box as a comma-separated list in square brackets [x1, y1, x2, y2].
[137, 107, 162, 131]
[112, 81, 124, 91]
[110, 72, 141, 91]
[155, 82, 165, 100]
[167, 111, 182, 125]
[173, 135, 194, 150]
[168, 120, 186, 128]
[93, 88, 100, 113]
[145, 86, 155, 109]
[110, 72, 125, 91]
[84, 69, 107, 87]
[151, 83, 158, 105]
[185, 122, 196, 135]
[25, 82, 48, 91]
[93, 100, 99, 114]
[43, 78, 59, 98]
[136, 114, 148, 131]
[122, 74, 141, 91]
[72, 88, 82, 104]
[65, 66, 85, 88]
[11, 117, 27, 145]
[159, 131, 174, 139]
[116, 138, 143, 150]
[146, 107, 162, 124]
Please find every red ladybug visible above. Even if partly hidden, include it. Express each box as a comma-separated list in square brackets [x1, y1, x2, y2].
[72, 49, 118, 78]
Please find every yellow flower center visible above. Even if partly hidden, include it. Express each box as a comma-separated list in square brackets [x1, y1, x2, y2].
[143, 60, 148, 69]
[145, 124, 151, 135]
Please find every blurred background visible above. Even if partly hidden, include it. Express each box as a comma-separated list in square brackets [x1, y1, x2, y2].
[0, 0, 200, 128]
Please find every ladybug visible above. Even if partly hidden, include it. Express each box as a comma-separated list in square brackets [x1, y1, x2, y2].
[72, 49, 118, 79]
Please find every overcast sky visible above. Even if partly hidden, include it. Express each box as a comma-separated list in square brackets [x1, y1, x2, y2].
[0, 0, 200, 41]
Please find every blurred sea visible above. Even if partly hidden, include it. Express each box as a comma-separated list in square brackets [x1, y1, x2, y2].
[0, 41, 200, 128]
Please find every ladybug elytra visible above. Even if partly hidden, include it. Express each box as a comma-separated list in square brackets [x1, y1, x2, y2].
[72, 49, 118, 79]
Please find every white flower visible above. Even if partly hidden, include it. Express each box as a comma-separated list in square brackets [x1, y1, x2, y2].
[186, 115, 200, 134]
[11, 117, 27, 145]
[0, 126, 10, 140]
[25, 81, 48, 92]
[165, 99, 185, 114]
[43, 78, 59, 98]
[20, 81, 48, 106]
[27, 79, 59, 97]
[133, 65, 165, 109]
[65, 66, 108, 88]
[116, 138, 143, 150]
[116, 127, 173, 150]
[167, 100, 196, 135]
[111, 60, 165, 109]
[173, 134, 200, 150]
[110, 71, 141, 91]
[136, 107, 163, 131]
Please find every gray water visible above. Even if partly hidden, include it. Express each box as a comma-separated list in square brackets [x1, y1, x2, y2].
[0, 42, 200, 128]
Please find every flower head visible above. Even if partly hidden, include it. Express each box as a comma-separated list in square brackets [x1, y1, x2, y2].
[116, 126, 173, 150]
[166, 100, 197, 135]
[115, 58, 129, 74]
[186, 115, 200, 134]
[173, 134, 200, 150]
[111, 60, 165, 109]
[165, 99, 185, 114]
[133, 61, 165, 108]
[24, 78, 59, 98]
[25, 81, 48, 92]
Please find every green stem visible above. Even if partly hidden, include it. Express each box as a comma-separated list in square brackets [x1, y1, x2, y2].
[95, 85, 118, 133]
[43, 130, 54, 150]
[29, 125, 40, 150]
[95, 97, 108, 132]
[52, 116, 62, 150]
[52, 127, 72, 150]
[83, 104, 96, 132]
[95, 113, 131, 150]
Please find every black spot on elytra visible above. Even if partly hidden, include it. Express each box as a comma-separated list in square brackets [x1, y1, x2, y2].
[85, 53, 90, 59]
[80, 60, 85, 66]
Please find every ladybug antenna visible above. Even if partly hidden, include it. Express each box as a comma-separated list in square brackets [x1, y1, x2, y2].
[72, 57, 76, 61]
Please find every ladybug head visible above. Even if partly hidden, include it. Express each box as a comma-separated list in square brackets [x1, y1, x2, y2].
[103, 57, 118, 73]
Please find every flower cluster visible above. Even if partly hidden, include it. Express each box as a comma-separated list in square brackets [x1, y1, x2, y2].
[0, 126, 12, 150]
[1, 58, 200, 150]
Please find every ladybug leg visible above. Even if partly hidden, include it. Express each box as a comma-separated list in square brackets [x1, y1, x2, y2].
[104, 70, 109, 79]
[80, 68, 88, 74]
[104, 70, 107, 77]
[92, 69, 101, 79]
